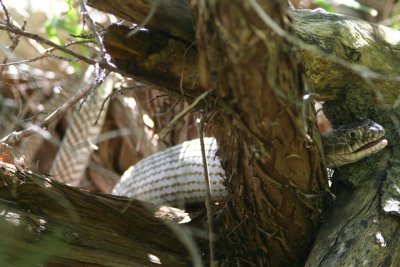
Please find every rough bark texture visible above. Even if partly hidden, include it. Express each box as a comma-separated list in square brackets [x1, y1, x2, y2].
[103, 24, 199, 99]
[87, 0, 195, 43]
[2, 0, 400, 266]
[291, 9, 400, 103]
[93, 0, 400, 103]
[92, 1, 400, 265]
[0, 162, 192, 266]
[189, 1, 326, 266]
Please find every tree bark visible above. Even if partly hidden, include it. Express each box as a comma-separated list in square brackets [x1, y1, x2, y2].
[0, 162, 193, 266]
[189, 1, 326, 266]
[89, 0, 400, 102]
[94, 1, 400, 265]
[103, 24, 199, 100]
[290, 9, 400, 103]
[2, 0, 400, 266]
[87, 0, 195, 43]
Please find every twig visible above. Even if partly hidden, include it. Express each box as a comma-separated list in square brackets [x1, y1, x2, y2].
[95, 87, 125, 120]
[0, 22, 96, 65]
[0, 80, 94, 144]
[127, 1, 159, 37]
[0, 0, 11, 25]
[158, 90, 210, 139]
[0, 21, 135, 78]
[78, 0, 106, 58]
[0, 2, 27, 131]
[78, 0, 115, 122]
[179, 41, 196, 102]
[155, 99, 180, 116]
[0, 52, 78, 66]
[197, 112, 215, 267]
[0, 1, 14, 75]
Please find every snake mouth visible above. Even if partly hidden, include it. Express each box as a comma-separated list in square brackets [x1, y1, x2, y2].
[354, 138, 388, 153]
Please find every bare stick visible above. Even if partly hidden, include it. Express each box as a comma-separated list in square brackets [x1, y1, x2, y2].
[159, 90, 210, 139]
[0, 22, 96, 65]
[78, 0, 106, 57]
[197, 112, 215, 267]
[0, 80, 94, 144]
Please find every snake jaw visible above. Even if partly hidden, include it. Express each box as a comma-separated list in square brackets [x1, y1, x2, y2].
[347, 137, 388, 163]
[323, 120, 388, 168]
[353, 137, 387, 153]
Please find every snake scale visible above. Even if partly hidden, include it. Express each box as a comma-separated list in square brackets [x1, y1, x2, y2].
[20, 67, 113, 186]
[112, 119, 387, 205]
[38, 75, 387, 205]
[49, 71, 113, 186]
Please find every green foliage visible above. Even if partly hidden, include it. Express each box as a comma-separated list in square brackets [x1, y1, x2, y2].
[314, 0, 377, 18]
[44, 0, 91, 73]
[314, 0, 336, 13]
[44, 0, 81, 44]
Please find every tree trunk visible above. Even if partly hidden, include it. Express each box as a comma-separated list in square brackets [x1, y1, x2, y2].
[1, 0, 400, 266]
[189, 1, 326, 266]
[88, 1, 400, 265]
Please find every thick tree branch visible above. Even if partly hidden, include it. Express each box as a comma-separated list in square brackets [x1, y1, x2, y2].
[103, 24, 199, 100]
[88, 0, 400, 103]
[86, 0, 195, 43]
[0, 163, 192, 266]
[291, 9, 400, 103]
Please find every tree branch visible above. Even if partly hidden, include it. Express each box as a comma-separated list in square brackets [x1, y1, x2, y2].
[88, 0, 400, 103]
[0, 163, 192, 266]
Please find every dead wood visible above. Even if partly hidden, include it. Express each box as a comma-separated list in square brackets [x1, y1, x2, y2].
[0, 163, 192, 266]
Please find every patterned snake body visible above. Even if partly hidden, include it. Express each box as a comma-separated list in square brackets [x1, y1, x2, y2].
[113, 120, 387, 205]
[113, 137, 225, 205]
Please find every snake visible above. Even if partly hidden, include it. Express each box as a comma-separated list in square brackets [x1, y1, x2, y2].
[322, 119, 387, 167]
[112, 119, 388, 205]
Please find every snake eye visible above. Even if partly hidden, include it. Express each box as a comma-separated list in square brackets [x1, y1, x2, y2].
[349, 131, 358, 139]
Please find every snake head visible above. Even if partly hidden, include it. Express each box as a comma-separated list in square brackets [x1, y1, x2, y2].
[322, 119, 388, 168]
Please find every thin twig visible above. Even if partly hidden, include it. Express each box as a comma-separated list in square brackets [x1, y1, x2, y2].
[158, 90, 211, 139]
[127, 1, 159, 37]
[197, 112, 215, 267]
[0, 22, 96, 65]
[0, 2, 27, 132]
[95, 84, 145, 123]
[78, 0, 106, 57]
[0, 1, 26, 75]
[0, 81, 94, 144]
[155, 99, 180, 116]
[0, 0, 11, 25]
[0, 21, 131, 77]
[0, 19, 120, 88]
[179, 41, 196, 103]
[0, 52, 78, 66]
[78, 0, 115, 122]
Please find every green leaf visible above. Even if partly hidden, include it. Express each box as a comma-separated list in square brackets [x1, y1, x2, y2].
[315, 0, 336, 13]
